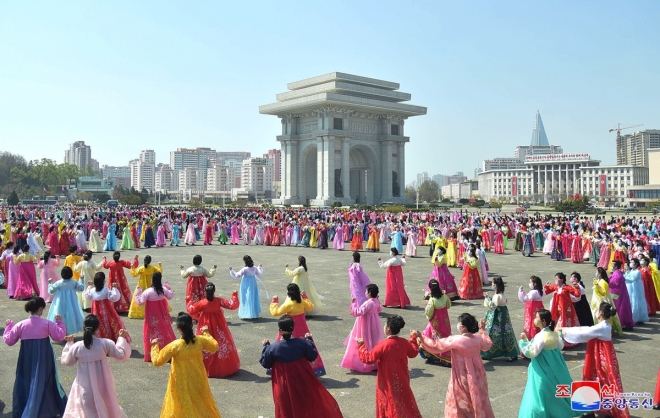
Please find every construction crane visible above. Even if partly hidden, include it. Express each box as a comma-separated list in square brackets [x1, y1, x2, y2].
[611, 123, 644, 166]
[609, 123, 643, 139]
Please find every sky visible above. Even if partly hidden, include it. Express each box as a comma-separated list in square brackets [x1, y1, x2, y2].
[1, 1, 659, 183]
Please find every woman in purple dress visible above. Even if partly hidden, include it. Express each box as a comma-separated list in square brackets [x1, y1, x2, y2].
[609, 260, 635, 330]
[348, 252, 371, 306]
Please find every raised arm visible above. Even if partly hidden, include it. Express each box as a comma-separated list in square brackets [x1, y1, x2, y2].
[60, 340, 79, 366]
[519, 333, 546, 358]
[151, 340, 176, 367]
[220, 291, 239, 311]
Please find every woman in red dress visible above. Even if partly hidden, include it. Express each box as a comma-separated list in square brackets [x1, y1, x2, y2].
[102, 252, 138, 313]
[357, 315, 422, 418]
[188, 283, 240, 378]
[543, 272, 581, 349]
[640, 255, 659, 316]
[83, 272, 132, 343]
[493, 228, 504, 254]
[570, 230, 583, 263]
[458, 247, 485, 300]
[59, 228, 71, 256]
[272, 223, 282, 246]
[350, 224, 363, 251]
[133, 272, 176, 362]
[378, 249, 410, 308]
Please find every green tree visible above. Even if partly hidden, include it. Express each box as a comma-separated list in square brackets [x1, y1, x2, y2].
[405, 186, 416, 200]
[418, 180, 439, 202]
[119, 194, 142, 205]
[7, 190, 19, 205]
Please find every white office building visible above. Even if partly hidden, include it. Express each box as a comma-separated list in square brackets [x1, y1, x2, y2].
[64, 141, 92, 171]
[179, 168, 205, 192]
[240, 157, 274, 199]
[154, 166, 179, 193]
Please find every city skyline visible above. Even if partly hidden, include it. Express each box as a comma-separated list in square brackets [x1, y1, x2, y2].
[1, 2, 659, 180]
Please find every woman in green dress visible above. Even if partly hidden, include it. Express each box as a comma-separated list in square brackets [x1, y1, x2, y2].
[120, 224, 134, 250]
[518, 309, 580, 418]
[480, 277, 519, 362]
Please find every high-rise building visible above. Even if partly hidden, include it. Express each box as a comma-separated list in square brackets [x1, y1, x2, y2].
[140, 150, 156, 165]
[169, 148, 217, 171]
[100, 165, 131, 178]
[206, 164, 231, 192]
[216, 151, 251, 162]
[530, 111, 549, 146]
[432, 174, 445, 186]
[129, 150, 156, 192]
[155, 165, 179, 192]
[444, 173, 468, 185]
[616, 129, 660, 167]
[417, 172, 430, 186]
[178, 168, 205, 192]
[514, 145, 564, 160]
[64, 141, 92, 170]
[241, 158, 274, 198]
[263, 149, 281, 182]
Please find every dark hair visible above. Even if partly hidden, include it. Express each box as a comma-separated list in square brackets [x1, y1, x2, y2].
[438, 246, 447, 255]
[152, 272, 164, 296]
[386, 315, 405, 335]
[176, 312, 195, 345]
[43, 250, 51, 264]
[70, 245, 77, 253]
[144, 255, 151, 267]
[530, 276, 543, 297]
[24, 296, 46, 314]
[599, 302, 617, 319]
[205, 282, 215, 301]
[61, 266, 73, 280]
[83, 314, 100, 349]
[5, 241, 13, 249]
[93, 272, 105, 292]
[429, 279, 443, 299]
[649, 249, 657, 260]
[22, 244, 29, 253]
[243, 255, 254, 268]
[278, 315, 295, 340]
[555, 272, 566, 284]
[390, 248, 399, 256]
[613, 260, 623, 270]
[298, 255, 307, 272]
[492, 277, 504, 294]
[83, 250, 92, 261]
[468, 247, 477, 258]
[630, 258, 640, 268]
[286, 283, 302, 303]
[457, 313, 479, 333]
[366, 283, 379, 298]
[596, 267, 609, 283]
[570, 272, 584, 288]
[193, 254, 202, 266]
[113, 251, 121, 262]
[537, 308, 556, 331]
[352, 251, 361, 263]
[13, 245, 20, 255]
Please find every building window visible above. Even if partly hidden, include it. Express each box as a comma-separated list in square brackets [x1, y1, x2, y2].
[333, 118, 343, 130]
[390, 124, 399, 135]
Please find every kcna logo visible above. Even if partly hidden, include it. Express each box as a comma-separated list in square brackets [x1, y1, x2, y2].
[556, 382, 653, 411]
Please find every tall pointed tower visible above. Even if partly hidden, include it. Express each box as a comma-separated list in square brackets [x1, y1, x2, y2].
[530, 111, 549, 146]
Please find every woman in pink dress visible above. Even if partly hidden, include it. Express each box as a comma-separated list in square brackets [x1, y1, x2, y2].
[60, 315, 131, 418]
[102, 252, 138, 313]
[333, 223, 345, 250]
[493, 228, 504, 254]
[378, 249, 410, 308]
[570, 231, 583, 263]
[414, 313, 496, 418]
[133, 272, 176, 362]
[230, 222, 240, 245]
[348, 252, 371, 306]
[13, 245, 39, 300]
[518, 275, 545, 340]
[83, 272, 132, 343]
[342, 283, 384, 372]
[156, 223, 167, 247]
[419, 279, 452, 366]
[38, 251, 60, 303]
[428, 246, 459, 300]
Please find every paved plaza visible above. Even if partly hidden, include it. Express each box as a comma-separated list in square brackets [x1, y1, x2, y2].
[1, 241, 659, 417]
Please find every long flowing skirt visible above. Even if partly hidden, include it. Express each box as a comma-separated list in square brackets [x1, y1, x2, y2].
[420, 308, 451, 365]
[341, 314, 381, 372]
[92, 299, 132, 343]
[47, 289, 85, 334]
[384, 265, 410, 308]
[428, 265, 458, 300]
[14, 263, 39, 300]
[12, 338, 67, 418]
[522, 300, 545, 340]
[494, 236, 504, 254]
[574, 296, 595, 327]
[270, 358, 342, 417]
[108, 274, 132, 313]
[237, 275, 262, 319]
[185, 275, 208, 321]
[481, 306, 519, 359]
[142, 299, 176, 362]
[590, 292, 623, 336]
[458, 266, 483, 300]
[197, 312, 240, 377]
[582, 340, 630, 418]
[551, 241, 565, 260]
[522, 235, 534, 257]
[270, 314, 326, 376]
[571, 239, 583, 263]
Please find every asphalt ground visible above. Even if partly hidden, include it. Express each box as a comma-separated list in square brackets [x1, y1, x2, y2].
[1, 239, 659, 418]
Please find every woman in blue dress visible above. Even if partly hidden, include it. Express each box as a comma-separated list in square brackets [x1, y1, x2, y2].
[389, 227, 404, 254]
[518, 309, 580, 418]
[229, 255, 266, 319]
[103, 223, 117, 251]
[171, 222, 181, 246]
[522, 230, 534, 257]
[47, 266, 85, 334]
[624, 258, 649, 324]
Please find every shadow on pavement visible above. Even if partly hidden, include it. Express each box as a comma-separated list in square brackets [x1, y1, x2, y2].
[223, 369, 271, 384]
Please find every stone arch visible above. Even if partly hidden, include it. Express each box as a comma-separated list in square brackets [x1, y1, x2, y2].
[349, 144, 379, 205]
[300, 143, 317, 204]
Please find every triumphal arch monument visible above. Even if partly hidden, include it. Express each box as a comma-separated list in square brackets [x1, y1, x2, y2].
[260, 72, 426, 206]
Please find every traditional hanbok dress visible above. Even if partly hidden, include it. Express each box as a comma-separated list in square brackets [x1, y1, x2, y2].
[518, 288, 545, 340]
[270, 296, 326, 376]
[650, 260, 660, 307]
[171, 224, 181, 245]
[341, 297, 384, 372]
[75, 230, 88, 253]
[103, 224, 117, 251]
[458, 255, 483, 300]
[389, 230, 404, 254]
[609, 269, 635, 328]
[13, 253, 40, 300]
[624, 267, 649, 323]
[551, 233, 564, 260]
[582, 236, 593, 260]
[571, 282, 595, 327]
[522, 232, 534, 257]
[641, 265, 660, 316]
[591, 278, 623, 336]
[130, 224, 140, 248]
[518, 328, 580, 418]
[189, 292, 240, 377]
[84, 286, 132, 343]
[128, 263, 163, 319]
[59, 229, 71, 256]
[3, 251, 18, 297]
[61, 335, 131, 418]
[428, 253, 458, 300]
[543, 283, 581, 349]
[570, 233, 583, 263]
[48, 278, 85, 334]
[378, 256, 410, 308]
[120, 226, 134, 250]
[181, 265, 217, 321]
[230, 265, 266, 319]
[542, 230, 554, 254]
[151, 332, 222, 418]
[350, 225, 363, 250]
[379, 224, 389, 244]
[419, 294, 452, 366]
[309, 226, 318, 247]
[348, 262, 371, 306]
[134, 286, 177, 362]
[74, 259, 104, 310]
[301, 227, 311, 247]
[156, 224, 167, 247]
[102, 257, 137, 313]
[477, 248, 490, 285]
[88, 228, 103, 252]
[291, 224, 301, 246]
[184, 223, 197, 245]
[481, 293, 519, 359]
[561, 321, 630, 418]
[358, 336, 422, 418]
[418, 330, 495, 418]
[598, 241, 612, 270]
[3, 316, 68, 418]
[405, 229, 417, 256]
[493, 230, 504, 254]
[38, 257, 61, 303]
[260, 336, 343, 418]
[285, 266, 324, 315]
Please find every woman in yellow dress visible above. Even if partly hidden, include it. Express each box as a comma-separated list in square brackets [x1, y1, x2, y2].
[309, 225, 317, 247]
[446, 233, 458, 267]
[128, 255, 162, 319]
[591, 267, 623, 336]
[285, 256, 323, 315]
[151, 312, 222, 418]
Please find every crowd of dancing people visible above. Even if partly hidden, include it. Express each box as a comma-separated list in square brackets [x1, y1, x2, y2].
[1, 204, 660, 417]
